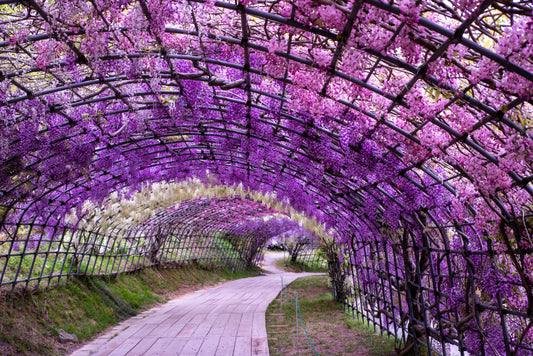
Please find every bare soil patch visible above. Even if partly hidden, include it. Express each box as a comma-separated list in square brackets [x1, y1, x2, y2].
[266, 275, 397, 356]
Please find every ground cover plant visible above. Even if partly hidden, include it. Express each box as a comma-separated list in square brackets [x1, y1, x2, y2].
[275, 254, 328, 273]
[266, 275, 396, 355]
[0, 264, 259, 355]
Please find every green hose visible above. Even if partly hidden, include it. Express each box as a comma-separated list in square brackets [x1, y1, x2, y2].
[295, 293, 320, 356]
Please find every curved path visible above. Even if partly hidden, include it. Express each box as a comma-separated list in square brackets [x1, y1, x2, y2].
[71, 252, 321, 356]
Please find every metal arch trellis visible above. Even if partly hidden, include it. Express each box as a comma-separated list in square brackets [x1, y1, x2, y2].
[0, 0, 532, 355]
[338, 209, 533, 356]
[0, 196, 280, 290]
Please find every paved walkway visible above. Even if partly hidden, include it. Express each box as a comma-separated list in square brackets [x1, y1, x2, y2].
[71, 252, 321, 356]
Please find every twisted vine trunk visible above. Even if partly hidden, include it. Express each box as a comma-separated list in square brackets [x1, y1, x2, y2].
[400, 216, 431, 355]
[326, 245, 346, 303]
[149, 226, 166, 265]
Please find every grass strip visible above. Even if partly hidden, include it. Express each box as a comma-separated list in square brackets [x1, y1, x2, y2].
[274, 258, 328, 273]
[0, 263, 259, 355]
[266, 275, 397, 356]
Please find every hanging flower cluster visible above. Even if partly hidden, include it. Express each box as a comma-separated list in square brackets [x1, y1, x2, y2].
[224, 217, 308, 267]
[275, 225, 320, 263]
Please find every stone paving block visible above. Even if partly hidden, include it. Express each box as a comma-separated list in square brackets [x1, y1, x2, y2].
[145, 313, 176, 325]
[143, 337, 173, 355]
[214, 336, 235, 356]
[222, 303, 238, 313]
[130, 322, 158, 338]
[146, 313, 191, 338]
[147, 325, 179, 339]
[165, 322, 194, 339]
[179, 337, 204, 354]
[207, 312, 231, 336]
[76, 334, 135, 356]
[207, 303, 226, 314]
[234, 335, 252, 356]
[251, 337, 269, 356]
[251, 313, 267, 338]
[196, 334, 221, 355]
[158, 325, 185, 340]
[79, 337, 125, 356]
[233, 303, 251, 313]
[192, 304, 215, 314]
[161, 336, 188, 355]
[190, 315, 215, 338]
[70, 350, 96, 356]
[72, 343, 104, 354]
[236, 319, 253, 337]
[107, 338, 140, 356]
[108, 324, 144, 340]
[176, 313, 204, 338]
[222, 312, 242, 337]
[125, 336, 159, 356]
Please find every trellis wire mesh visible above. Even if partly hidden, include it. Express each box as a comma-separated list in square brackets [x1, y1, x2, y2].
[0, 197, 272, 291]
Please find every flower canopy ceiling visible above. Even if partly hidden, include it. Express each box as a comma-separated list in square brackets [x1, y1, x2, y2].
[0, 0, 531, 232]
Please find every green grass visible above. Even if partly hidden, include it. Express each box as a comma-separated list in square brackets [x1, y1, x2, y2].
[342, 315, 400, 355]
[0, 264, 260, 355]
[0, 241, 76, 286]
[275, 258, 328, 273]
[0, 233, 250, 290]
[266, 275, 397, 356]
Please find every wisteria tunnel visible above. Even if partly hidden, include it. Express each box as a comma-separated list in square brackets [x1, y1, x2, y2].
[0, 0, 532, 354]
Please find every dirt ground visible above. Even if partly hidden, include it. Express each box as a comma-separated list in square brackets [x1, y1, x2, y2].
[266, 275, 396, 356]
